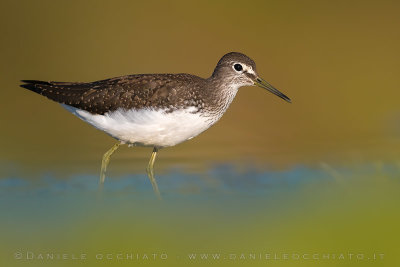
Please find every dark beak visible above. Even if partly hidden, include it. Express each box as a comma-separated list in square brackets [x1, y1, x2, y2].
[254, 77, 291, 103]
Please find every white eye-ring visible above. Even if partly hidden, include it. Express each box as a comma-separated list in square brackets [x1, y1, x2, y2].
[233, 63, 243, 72]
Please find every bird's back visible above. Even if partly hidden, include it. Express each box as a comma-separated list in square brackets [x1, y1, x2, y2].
[21, 73, 207, 115]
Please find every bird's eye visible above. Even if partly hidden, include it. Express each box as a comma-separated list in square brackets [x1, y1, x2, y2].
[234, 64, 243, 72]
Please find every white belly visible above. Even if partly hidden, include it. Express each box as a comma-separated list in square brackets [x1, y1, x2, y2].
[62, 105, 217, 147]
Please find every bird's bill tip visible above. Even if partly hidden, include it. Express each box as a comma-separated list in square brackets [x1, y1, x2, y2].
[254, 77, 291, 103]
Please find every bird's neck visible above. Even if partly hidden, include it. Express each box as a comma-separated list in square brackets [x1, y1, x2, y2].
[204, 76, 240, 117]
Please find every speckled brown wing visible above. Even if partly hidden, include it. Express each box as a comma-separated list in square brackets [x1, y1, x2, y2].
[21, 74, 206, 115]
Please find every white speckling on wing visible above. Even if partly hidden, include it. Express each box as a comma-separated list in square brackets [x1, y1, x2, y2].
[62, 105, 217, 147]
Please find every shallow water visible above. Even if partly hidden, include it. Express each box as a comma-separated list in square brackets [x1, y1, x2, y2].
[1, 164, 399, 266]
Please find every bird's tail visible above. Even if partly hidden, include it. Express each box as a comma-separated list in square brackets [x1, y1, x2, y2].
[20, 80, 87, 106]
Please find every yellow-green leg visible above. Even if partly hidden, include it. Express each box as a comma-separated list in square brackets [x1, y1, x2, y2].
[146, 147, 162, 199]
[99, 142, 121, 184]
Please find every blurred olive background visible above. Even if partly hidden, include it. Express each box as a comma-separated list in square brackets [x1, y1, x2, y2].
[0, 0, 400, 266]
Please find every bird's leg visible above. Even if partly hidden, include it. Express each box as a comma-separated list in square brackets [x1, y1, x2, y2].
[99, 142, 121, 184]
[146, 147, 162, 199]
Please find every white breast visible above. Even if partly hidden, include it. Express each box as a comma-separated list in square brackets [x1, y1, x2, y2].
[62, 105, 217, 147]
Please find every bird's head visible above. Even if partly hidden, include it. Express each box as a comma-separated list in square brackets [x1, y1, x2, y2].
[211, 52, 291, 103]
